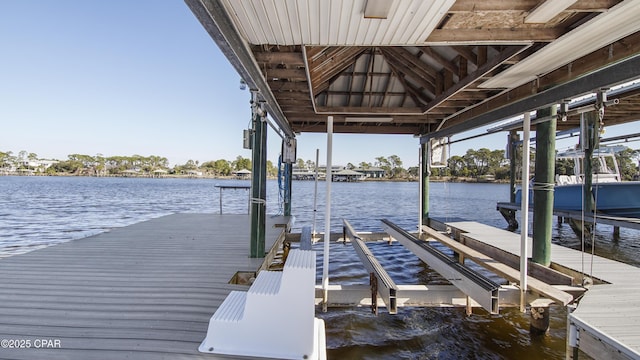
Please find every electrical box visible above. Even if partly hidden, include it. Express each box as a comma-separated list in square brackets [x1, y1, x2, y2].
[243, 129, 252, 149]
[282, 138, 297, 164]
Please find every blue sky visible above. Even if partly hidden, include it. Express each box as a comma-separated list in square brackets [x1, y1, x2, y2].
[1, 1, 637, 168]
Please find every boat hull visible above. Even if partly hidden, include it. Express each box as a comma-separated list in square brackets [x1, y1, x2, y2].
[515, 181, 640, 219]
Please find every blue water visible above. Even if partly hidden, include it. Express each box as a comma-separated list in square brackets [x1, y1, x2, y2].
[1, 176, 638, 359]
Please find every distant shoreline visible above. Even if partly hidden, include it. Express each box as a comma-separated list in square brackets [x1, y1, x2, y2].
[0, 172, 512, 184]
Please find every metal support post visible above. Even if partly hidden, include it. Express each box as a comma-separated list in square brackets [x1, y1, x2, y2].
[284, 161, 292, 216]
[520, 111, 531, 313]
[532, 105, 557, 267]
[250, 94, 267, 258]
[322, 116, 333, 312]
[421, 143, 430, 225]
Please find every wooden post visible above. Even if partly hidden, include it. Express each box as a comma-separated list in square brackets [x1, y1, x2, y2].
[250, 94, 267, 258]
[532, 106, 557, 267]
[530, 304, 551, 335]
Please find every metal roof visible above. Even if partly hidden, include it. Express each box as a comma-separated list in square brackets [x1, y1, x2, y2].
[186, 0, 640, 139]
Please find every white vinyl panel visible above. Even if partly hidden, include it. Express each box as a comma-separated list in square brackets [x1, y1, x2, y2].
[307, 0, 321, 45]
[336, 0, 359, 45]
[362, 18, 382, 45]
[353, 4, 372, 45]
[387, 1, 421, 45]
[286, 0, 303, 44]
[408, 0, 456, 44]
[264, 0, 293, 45]
[318, 0, 334, 45]
[296, 0, 311, 44]
[379, 1, 405, 45]
[252, 0, 279, 44]
[224, 0, 260, 44]
[328, 0, 343, 45]
[396, 2, 435, 44]
[238, 0, 269, 44]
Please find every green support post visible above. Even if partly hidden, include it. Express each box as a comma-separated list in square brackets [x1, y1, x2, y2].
[421, 143, 430, 224]
[284, 161, 292, 216]
[532, 106, 557, 266]
[249, 99, 267, 258]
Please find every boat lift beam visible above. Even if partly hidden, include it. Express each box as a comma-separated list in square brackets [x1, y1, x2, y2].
[343, 219, 398, 314]
[381, 219, 501, 314]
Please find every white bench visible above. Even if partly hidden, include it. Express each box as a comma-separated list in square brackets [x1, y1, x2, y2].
[199, 249, 325, 359]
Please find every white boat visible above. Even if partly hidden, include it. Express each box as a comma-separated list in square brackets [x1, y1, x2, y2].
[516, 147, 640, 218]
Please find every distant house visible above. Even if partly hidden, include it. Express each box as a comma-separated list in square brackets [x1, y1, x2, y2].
[332, 169, 365, 182]
[234, 169, 251, 179]
[355, 167, 386, 179]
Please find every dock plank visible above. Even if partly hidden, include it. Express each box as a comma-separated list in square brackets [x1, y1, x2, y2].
[0, 213, 289, 359]
[446, 220, 640, 358]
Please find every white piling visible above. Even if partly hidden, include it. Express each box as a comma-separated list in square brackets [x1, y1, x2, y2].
[322, 116, 333, 312]
[520, 111, 531, 312]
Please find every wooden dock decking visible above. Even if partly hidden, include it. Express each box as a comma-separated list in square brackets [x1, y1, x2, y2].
[445, 221, 640, 359]
[0, 213, 290, 360]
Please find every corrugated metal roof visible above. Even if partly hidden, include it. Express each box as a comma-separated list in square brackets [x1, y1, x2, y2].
[221, 0, 456, 46]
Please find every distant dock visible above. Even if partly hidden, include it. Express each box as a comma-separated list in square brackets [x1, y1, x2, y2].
[0, 213, 290, 359]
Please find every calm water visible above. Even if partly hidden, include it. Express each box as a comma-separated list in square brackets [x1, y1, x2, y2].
[1, 176, 639, 359]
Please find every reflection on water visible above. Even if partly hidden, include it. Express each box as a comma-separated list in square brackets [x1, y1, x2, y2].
[1, 176, 637, 359]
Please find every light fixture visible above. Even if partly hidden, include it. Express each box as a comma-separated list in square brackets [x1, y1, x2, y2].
[525, 0, 578, 23]
[345, 117, 393, 123]
[364, 0, 393, 19]
[480, 1, 640, 89]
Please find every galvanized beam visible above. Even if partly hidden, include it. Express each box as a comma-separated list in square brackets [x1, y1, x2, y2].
[315, 284, 524, 309]
[381, 219, 501, 314]
[343, 219, 398, 314]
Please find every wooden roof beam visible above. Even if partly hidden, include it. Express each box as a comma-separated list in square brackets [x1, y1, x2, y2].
[268, 80, 310, 92]
[426, 28, 564, 43]
[452, 46, 477, 66]
[315, 106, 424, 115]
[308, 47, 367, 91]
[418, 47, 459, 75]
[424, 46, 526, 112]
[383, 47, 437, 80]
[381, 49, 437, 95]
[253, 51, 305, 66]
[449, 0, 619, 12]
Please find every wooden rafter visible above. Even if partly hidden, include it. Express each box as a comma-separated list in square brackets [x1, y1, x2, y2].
[308, 46, 367, 94]
[424, 45, 526, 111]
[426, 28, 564, 43]
[380, 48, 436, 96]
[418, 47, 459, 75]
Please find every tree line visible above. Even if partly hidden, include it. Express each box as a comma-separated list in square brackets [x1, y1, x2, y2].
[2, 146, 638, 180]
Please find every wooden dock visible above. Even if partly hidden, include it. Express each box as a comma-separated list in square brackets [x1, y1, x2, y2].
[0, 213, 290, 360]
[443, 220, 640, 359]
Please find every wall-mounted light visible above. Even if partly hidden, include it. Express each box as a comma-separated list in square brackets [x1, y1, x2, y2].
[364, 0, 394, 19]
[525, 0, 578, 23]
[239, 79, 247, 90]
